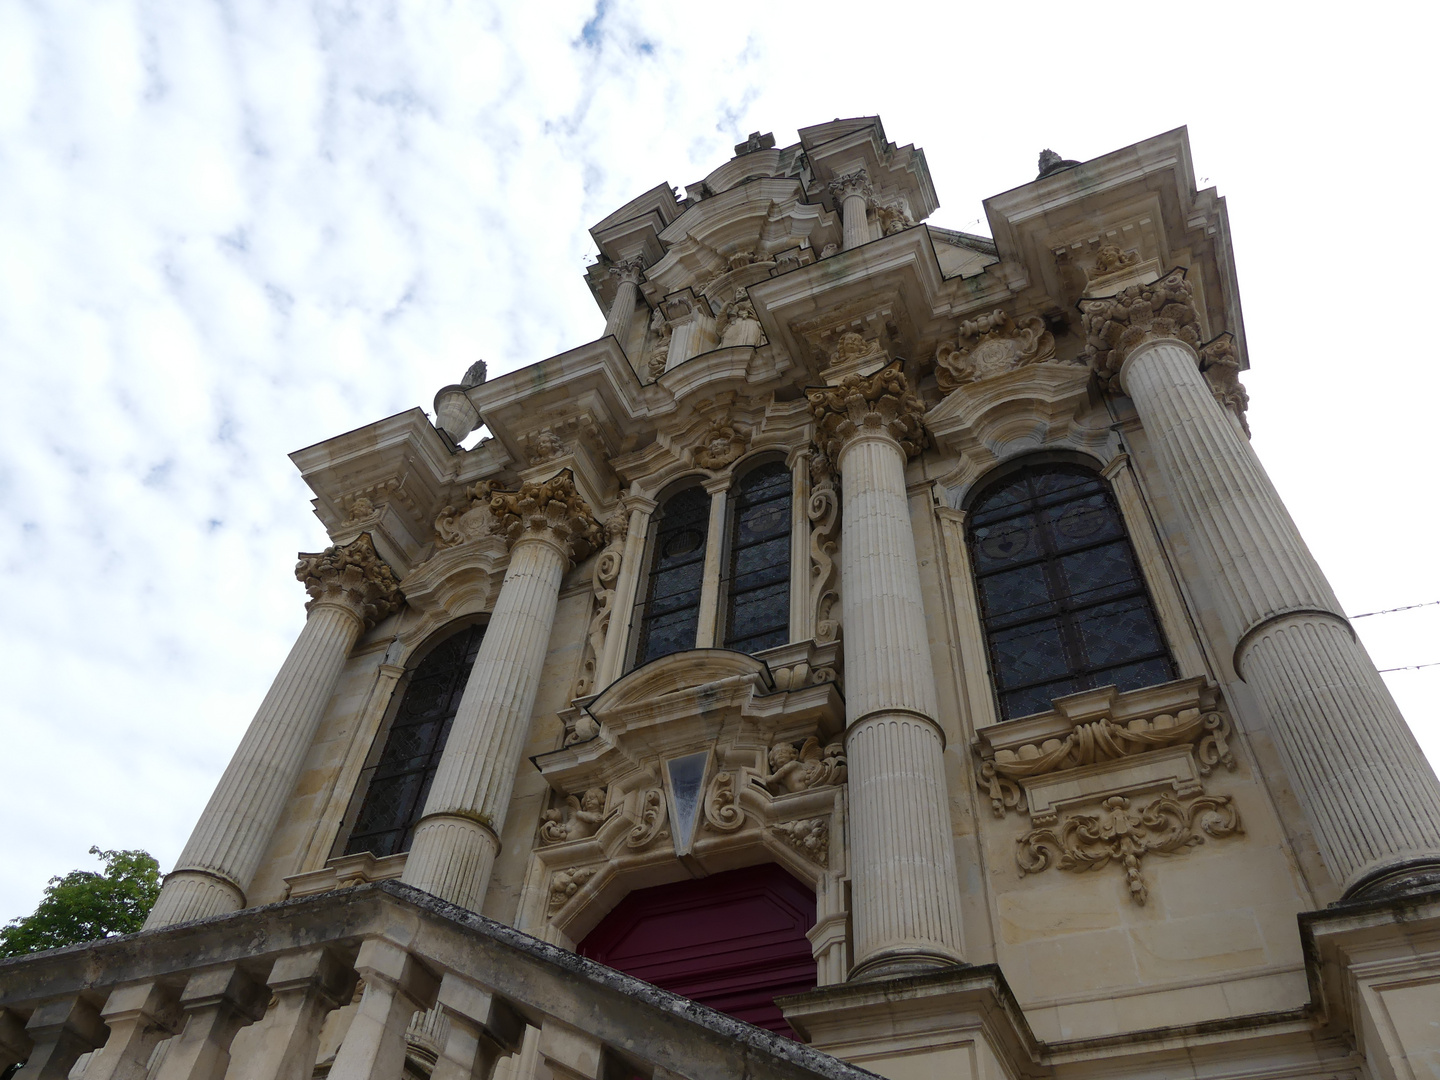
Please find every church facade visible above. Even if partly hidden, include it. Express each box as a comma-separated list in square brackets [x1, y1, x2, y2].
[4, 118, 1440, 1080]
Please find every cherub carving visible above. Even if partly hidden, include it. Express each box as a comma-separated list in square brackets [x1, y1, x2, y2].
[759, 737, 847, 794]
[539, 786, 610, 844]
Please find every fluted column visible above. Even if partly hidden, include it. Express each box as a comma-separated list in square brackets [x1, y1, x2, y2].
[829, 170, 873, 251]
[1085, 270, 1440, 897]
[808, 363, 964, 978]
[147, 534, 402, 927]
[603, 258, 645, 342]
[403, 472, 601, 910]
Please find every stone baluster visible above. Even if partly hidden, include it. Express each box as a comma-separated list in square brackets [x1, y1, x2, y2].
[603, 258, 646, 342]
[0, 1009, 32, 1073]
[431, 974, 524, 1080]
[828, 170, 873, 251]
[328, 940, 440, 1080]
[403, 473, 602, 910]
[13, 996, 107, 1080]
[146, 534, 402, 928]
[152, 967, 268, 1080]
[807, 363, 964, 978]
[84, 983, 182, 1080]
[1084, 270, 1440, 897]
[531, 1020, 604, 1080]
[229, 948, 357, 1080]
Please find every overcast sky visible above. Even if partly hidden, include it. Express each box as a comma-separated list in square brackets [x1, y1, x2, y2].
[3, 0, 1436, 919]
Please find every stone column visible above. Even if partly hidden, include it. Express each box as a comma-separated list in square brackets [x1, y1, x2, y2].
[147, 534, 402, 928]
[403, 473, 601, 911]
[807, 363, 964, 978]
[1084, 270, 1440, 897]
[828, 170, 873, 251]
[602, 258, 645, 342]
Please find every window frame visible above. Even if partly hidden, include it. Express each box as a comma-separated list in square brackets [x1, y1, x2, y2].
[718, 454, 793, 656]
[627, 480, 714, 671]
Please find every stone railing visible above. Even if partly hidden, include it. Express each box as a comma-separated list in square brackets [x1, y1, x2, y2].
[0, 882, 881, 1080]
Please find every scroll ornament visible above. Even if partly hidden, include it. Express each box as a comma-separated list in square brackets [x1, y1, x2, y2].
[1081, 269, 1203, 390]
[434, 480, 497, 548]
[295, 533, 403, 627]
[808, 453, 841, 644]
[539, 787, 611, 845]
[489, 473, 602, 564]
[807, 362, 929, 463]
[978, 707, 1236, 818]
[571, 504, 630, 699]
[1199, 334, 1250, 436]
[704, 771, 744, 833]
[1016, 793, 1243, 905]
[625, 789, 668, 850]
[934, 310, 1058, 392]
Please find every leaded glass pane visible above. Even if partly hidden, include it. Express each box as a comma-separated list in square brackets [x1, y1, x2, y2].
[344, 623, 484, 857]
[966, 463, 1175, 720]
[635, 485, 712, 666]
[723, 461, 791, 655]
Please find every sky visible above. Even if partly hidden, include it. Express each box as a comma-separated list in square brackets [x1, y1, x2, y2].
[2, 0, 1437, 919]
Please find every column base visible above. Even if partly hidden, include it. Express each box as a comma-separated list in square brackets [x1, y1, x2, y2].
[144, 869, 246, 929]
[848, 948, 962, 983]
[401, 813, 500, 912]
[1338, 857, 1440, 905]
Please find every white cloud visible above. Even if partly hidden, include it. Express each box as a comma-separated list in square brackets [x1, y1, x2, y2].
[2, 0, 1436, 918]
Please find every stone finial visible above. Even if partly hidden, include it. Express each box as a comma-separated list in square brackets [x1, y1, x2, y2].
[807, 361, 929, 463]
[1199, 333, 1250, 436]
[1037, 149, 1080, 179]
[1081, 269, 1203, 389]
[828, 169, 873, 202]
[488, 471, 603, 564]
[607, 256, 646, 285]
[461, 360, 488, 388]
[734, 131, 776, 156]
[294, 533, 403, 626]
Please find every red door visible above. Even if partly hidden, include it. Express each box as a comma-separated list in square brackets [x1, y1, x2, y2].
[577, 864, 817, 1037]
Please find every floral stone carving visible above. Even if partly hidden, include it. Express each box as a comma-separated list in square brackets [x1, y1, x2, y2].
[548, 866, 597, 913]
[489, 472, 602, 564]
[807, 361, 929, 463]
[1016, 793, 1243, 905]
[772, 818, 830, 867]
[808, 453, 841, 645]
[758, 737, 847, 794]
[1081, 268, 1203, 389]
[934, 310, 1058, 392]
[571, 504, 630, 699]
[539, 787, 611, 845]
[434, 480, 498, 548]
[1199, 334, 1250, 436]
[295, 533, 403, 627]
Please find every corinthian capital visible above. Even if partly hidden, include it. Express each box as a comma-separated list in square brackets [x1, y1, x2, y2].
[1081, 268, 1203, 389]
[828, 169, 873, 202]
[607, 256, 646, 285]
[807, 361, 929, 463]
[489, 471, 603, 564]
[295, 533, 403, 626]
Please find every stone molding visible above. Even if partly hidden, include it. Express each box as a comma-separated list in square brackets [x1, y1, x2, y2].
[806, 361, 929, 464]
[934, 310, 1059, 393]
[1081, 267, 1204, 389]
[294, 533, 403, 627]
[1016, 792, 1243, 905]
[488, 471, 602, 565]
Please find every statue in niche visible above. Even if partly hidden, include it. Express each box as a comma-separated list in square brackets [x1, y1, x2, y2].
[719, 289, 764, 347]
[540, 786, 610, 844]
[646, 306, 672, 379]
[759, 737, 847, 794]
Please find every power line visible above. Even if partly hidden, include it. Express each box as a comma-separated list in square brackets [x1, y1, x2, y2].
[1379, 661, 1440, 673]
[1352, 599, 1440, 619]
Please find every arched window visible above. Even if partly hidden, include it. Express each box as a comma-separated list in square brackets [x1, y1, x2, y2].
[633, 485, 711, 667]
[723, 460, 791, 654]
[343, 623, 485, 858]
[966, 462, 1175, 721]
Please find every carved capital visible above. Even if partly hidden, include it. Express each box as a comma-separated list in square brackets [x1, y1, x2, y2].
[488, 471, 603, 564]
[1081, 268, 1203, 389]
[1199, 333, 1250, 436]
[828, 169, 873, 202]
[807, 361, 929, 463]
[295, 533, 403, 627]
[935, 310, 1058, 393]
[607, 257, 646, 286]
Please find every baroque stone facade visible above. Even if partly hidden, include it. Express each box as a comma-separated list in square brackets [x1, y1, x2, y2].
[3, 118, 1439, 1080]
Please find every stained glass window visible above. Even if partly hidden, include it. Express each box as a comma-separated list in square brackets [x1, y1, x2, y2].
[343, 623, 485, 857]
[723, 461, 791, 655]
[966, 463, 1175, 720]
[634, 485, 712, 667]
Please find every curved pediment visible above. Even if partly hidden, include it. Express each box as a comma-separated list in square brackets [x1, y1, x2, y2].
[590, 649, 773, 717]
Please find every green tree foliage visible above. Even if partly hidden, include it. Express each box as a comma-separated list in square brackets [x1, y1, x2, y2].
[0, 847, 161, 957]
